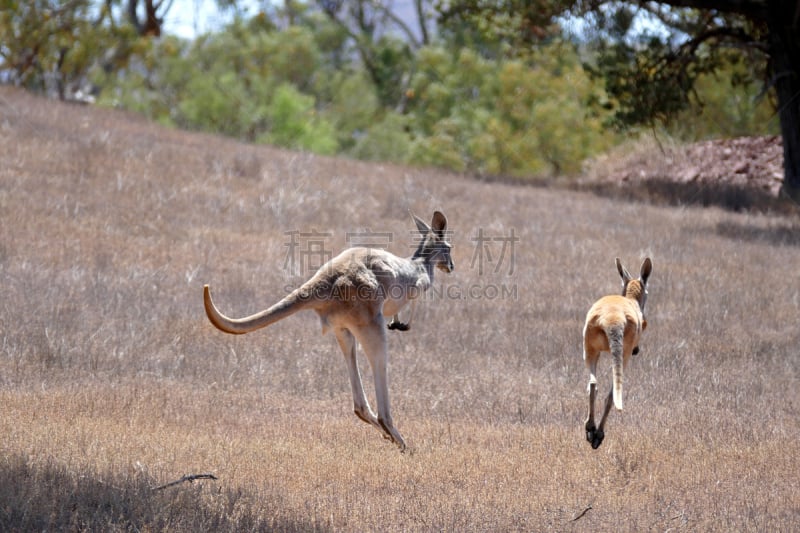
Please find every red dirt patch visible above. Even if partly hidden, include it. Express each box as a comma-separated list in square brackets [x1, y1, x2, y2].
[655, 136, 782, 196]
[579, 135, 794, 212]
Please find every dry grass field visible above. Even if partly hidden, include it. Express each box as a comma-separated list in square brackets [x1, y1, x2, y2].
[1, 85, 799, 531]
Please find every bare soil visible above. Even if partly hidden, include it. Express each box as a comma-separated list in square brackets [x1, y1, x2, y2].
[579, 134, 796, 213]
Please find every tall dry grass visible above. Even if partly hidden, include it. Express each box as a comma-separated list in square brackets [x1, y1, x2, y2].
[1, 86, 799, 530]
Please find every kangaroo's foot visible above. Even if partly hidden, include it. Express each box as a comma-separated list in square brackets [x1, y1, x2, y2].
[590, 429, 604, 449]
[355, 409, 405, 450]
[387, 320, 410, 331]
[585, 421, 605, 449]
[378, 418, 406, 452]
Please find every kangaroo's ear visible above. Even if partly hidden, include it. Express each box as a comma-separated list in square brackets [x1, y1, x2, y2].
[411, 211, 431, 236]
[431, 211, 447, 236]
[616, 258, 632, 283]
[640, 257, 652, 284]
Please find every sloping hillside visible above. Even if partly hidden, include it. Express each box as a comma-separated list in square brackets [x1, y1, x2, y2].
[1, 86, 799, 530]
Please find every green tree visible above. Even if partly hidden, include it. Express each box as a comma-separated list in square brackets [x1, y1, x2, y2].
[350, 111, 412, 162]
[669, 61, 779, 140]
[0, 0, 129, 99]
[0, 0, 178, 100]
[261, 83, 338, 154]
[313, 0, 427, 107]
[96, 16, 339, 152]
[405, 42, 614, 177]
[325, 72, 382, 152]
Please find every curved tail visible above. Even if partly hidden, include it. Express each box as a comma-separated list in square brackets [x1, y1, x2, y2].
[204, 285, 311, 335]
[606, 324, 625, 410]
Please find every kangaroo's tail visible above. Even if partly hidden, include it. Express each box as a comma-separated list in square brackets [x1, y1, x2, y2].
[606, 324, 625, 410]
[204, 285, 314, 335]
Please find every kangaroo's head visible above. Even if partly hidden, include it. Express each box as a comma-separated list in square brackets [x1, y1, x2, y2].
[412, 211, 454, 273]
[616, 257, 652, 315]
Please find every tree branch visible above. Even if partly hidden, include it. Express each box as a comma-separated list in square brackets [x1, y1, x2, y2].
[315, 1, 383, 92]
[677, 25, 766, 56]
[372, 3, 422, 48]
[636, 0, 769, 21]
[415, 0, 430, 45]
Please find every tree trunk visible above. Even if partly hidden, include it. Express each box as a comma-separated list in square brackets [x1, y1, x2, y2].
[128, 0, 162, 37]
[766, 0, 800, 203]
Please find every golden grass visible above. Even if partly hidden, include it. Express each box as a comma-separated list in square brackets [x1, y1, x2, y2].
[1, 86, 799, 530]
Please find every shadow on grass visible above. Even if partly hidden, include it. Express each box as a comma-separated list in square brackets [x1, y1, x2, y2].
[714, 220, 800, 247]
[571, 178, 800, 216]
[0, 454, 326, 532]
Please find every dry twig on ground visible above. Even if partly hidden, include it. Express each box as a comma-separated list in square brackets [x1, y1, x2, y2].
[152, 473, 218, 491]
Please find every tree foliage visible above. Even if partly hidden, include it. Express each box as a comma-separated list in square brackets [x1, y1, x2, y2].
[406, 42, 615, 176]
[669, 60, 778, 140]
[0, 0, 174, 100]
[0, 0, 123, 99]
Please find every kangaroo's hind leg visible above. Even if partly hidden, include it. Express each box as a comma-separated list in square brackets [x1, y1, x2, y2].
[590, 386, 615, 449]
[334, 327, 381, 431]
[351, 316, 406, 451]
[584, 347, 602, 447]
